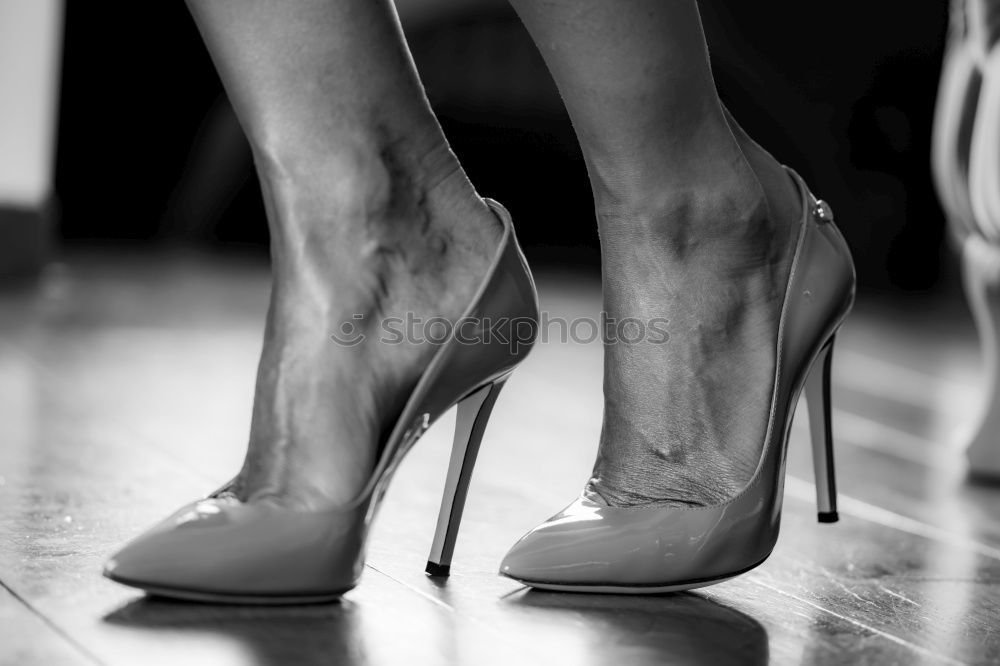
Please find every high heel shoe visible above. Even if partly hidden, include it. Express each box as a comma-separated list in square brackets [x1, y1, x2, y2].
[499, 169, 855, 593]
[104, 200, 539, 603]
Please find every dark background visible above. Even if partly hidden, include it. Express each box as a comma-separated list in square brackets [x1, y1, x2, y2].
[54, 1, 951, 293]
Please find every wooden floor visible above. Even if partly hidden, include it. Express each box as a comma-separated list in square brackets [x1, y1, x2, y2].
[1, 248, 999, 666]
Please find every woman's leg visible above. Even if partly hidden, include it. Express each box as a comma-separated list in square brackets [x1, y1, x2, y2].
[507, 0, 804, 505]
[185, 0, 501, 508]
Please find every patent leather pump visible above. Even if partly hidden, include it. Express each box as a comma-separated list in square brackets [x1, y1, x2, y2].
[104, 200, 538, 603]
[499, 169, 856, 593]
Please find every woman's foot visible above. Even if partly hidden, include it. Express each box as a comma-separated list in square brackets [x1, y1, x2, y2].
[589, 121, 805, 507]
[232, 138, 502, 510]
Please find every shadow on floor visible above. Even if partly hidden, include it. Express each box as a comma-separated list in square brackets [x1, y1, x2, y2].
[103, 596, 366, 666]
[504, 589, 769, 666]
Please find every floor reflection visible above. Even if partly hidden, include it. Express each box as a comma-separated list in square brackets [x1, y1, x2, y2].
[506, 589, 769, 666]
[104, 596, 366, 666]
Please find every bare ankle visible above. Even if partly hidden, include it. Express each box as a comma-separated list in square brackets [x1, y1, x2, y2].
[596, 176, 777, 265]
[253, 131, 498, 271]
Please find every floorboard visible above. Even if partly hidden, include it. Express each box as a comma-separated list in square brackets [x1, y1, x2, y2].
[1, 250, 999, 664]
[0, 584, 93, 666]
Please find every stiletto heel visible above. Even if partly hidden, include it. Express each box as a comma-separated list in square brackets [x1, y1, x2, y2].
[805, 337, 838, 523]
[104, 200, 539, 603]
[500, 168, 856, 594]
[426, 374, 510, 577]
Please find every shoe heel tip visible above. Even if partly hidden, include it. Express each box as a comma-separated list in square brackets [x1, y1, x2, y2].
[425, 561, 450, 577]
[817, 511, 839, 523]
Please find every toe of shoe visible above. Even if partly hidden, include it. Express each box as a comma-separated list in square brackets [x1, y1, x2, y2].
[499, 518, 613, 586]
[103, 498, 365, 599]
[498, 496, 712, 588]
[103, 500, 229, 590]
